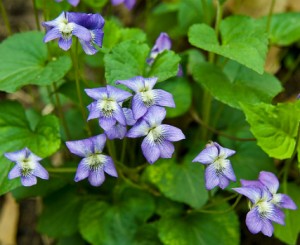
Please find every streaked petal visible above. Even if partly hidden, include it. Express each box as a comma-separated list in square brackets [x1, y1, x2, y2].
[123, 108, 136, 126]
[143, 106, 166, 126]
[79, 40, 98, 55]
[261, 219, 274, 237]
[33, 163, 49, 179]
[99, 116, 116, 131]
[4, 148, 27, 162]
[246, 207, 263, 234]
[132, 94, 148, 120]
[153, 33, 171, 52]
[42, 12, 66, 29]
[215, 142, 236, 157]
[141, 137, 160, 164]
[240, 179, 263, 188]
[127, 120, 149, 138]
[43, 27, 61, 42]
[161, 125, 185, 142]
[192, 145, 218, 164]
[68, 0, 80, 6]
[112, 104, 126, 125]
[88, 169, 105, 186]
[66, 138, 93, 157]
[21, 175, 37, 186]
[107, 85, 132, 102]
[72, 24, 91, 42]
[8, 165, 21, 179]
[87, 101, 101, 120]
[105, 124, 127, 140]
[85, 87, 107, 100]
[153, 89, 175, 108]
[273, 193, 297, 210]
[158, 140, 174, 158]
[58, 38, 72, 51]
[258, 171, 279, 194]
[205, 164, 219, 190]
[115, 76, 144, 92]
[143, 77, 157, 90]
[89, 134, 106, 153]
[232, 187, 262, 204]
[92, 29, 104, 47]
[267, 206, 285, 225]
[221, 159, 236, 181]
[103, 156, 118, 177]
[74, 160, 90, 182]
[218, 175, 230, 189]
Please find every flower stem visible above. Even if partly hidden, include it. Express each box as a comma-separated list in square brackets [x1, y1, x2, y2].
[32, 0, 41, 31]
[266, 0, 276, 33]
[47, 168, 77, 173]
[0, 0, 12, 36]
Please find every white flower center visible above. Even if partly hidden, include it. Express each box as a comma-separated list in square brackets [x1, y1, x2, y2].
[148, 126, 164, 144]
[140, 90, 154, 107]
[86, 153, 105, 171]
[257, 200, 273, 217]
[213, 157, 226, 171]
[58, 21, 75, 39]
[20, 158, 36, 176]
[98, 98, 117, 117]
[271, 193, 281, 206]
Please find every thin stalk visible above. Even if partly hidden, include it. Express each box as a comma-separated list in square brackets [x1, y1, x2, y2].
[266, 0, 276, 33]
[120, 138, 127, 164]
[53, 83, 71, 140]
[32, 0, 41, 30]
[0, 0, 12, 35]
[47, 168, 77, 173]
[201, 0, 208, 24]
[106, 140, 117, 162]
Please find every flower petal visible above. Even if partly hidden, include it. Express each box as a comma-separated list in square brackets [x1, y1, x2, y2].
[246, 207, 263, 234]
[240, 179, 263, 188]
[8, 165, 21, 179]
[72, 24, 91, 42]
[68, 0, 80, 6]
[161, 125, 185, 142]
[107, 85, 132, 102]
[88, 169, 105, 186]
[66, 138, 94, 157]
[124, 0, 136, 10]
[218, 175, 230, 189]
[74, 160, 90, 182]
[21, 175, 37, 187]
[158, 140, 174, 158]
[85, 87, 107, 100]
[126, 120, 149, 138]
[141, 137, 160, 164]
[143, 77, 158, 90]
[232, 187, 262, 204]
[153, 89, 175, 108]
[58, 38, 72, 51]
[79, 40, 98, 55]
[258, 171, 279, 194]
[204, 164, 219, 190]
[273, 193, 297, 210]
[192, 145, 218, 164]
[131, 94, 148, 120]
[215, 143, 236, 158]
[261, 219, 274, 237]
[99, 116, 117, 131]
[92, 29, 104, 47]
[221, 159, 236, 182]
[43, 27, 61, 42]
[105, 124, 127, 140]
[123, 108, 136, 126]
[152, 33, 171, 53]
[89, 134, 106, 153]
[143, 106, 166, 126]
[103, 156, 118, 177]
[115, 76, 144, 92]
[112, 104, 126, 126]
[33, 163, 49, 180]
[4, 148, 27, 162]
[87, 101, 101, 120]
[267, 206, 285, 225]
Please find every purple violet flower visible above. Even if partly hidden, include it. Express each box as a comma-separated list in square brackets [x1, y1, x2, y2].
[55, 0, 80, 7]
[43, 12, 91, 51]
[192, 142, 236, 190]
[126, 106, 185, 164]
[241, 171, 297, 210]
[111, 0, 136, 10]
[85, 85, 132, 131]
[233, 186, 285, 237]
[116, 76, 175, 120]
[68, 12, 105, 55]
[4, 148, 49, 187]
[66, 134, 117, 186]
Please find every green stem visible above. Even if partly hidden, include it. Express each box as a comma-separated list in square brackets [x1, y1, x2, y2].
[53, 83, 71, 140]
[47, 168, 77, 173]
[266, 0, 276, 33]
[201, 0, 208, 24]
[32, 0, 41, 30]
[106, 139, 117, 161]
[120, 138, 127, 164]
[0, 0, 12, 35]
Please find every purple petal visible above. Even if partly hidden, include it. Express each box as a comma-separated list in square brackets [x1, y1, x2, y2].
[33, 163, 49, 180]
[112, 104, 126, 125]
[43, 27, 61, 42]
[72, 24, 91, 42]
[87, 101, 101, 120]
[153, 33, 172, 53]
[99, 116, 117, 131]
[141, 137, 160, 164]
[68, 0, 80, 6]
[124, 0, 136, 9]
[68, 13, 104, 30]
[88, 169, 105, 186]
[221, 159, 236, 181]
[42, 12, 66, 29]
[85, 87, 107, 100]
[103, 156, 118, 177]
[204, 164, 219, 190]
[126, 120, 149, 138]
[273, 193, 297, 210]
[115, 76, 145, 93]
[218, 175, 230, 189]
[27, 150, 42, 162]
[58, 38, 72, 51]
[240, 179, 263, 188]
[177, 64, 183, 77]
[4, 148, 27, 162]
[123, 108, 136, 126]
[79, 40, 98, 55]
[160, 125, 185, 142]
[158, 140, 175, 158]
[215, 143, 236, 158]
[74, 160, 90, 182]
[143, 106, 166, 126]
[267, 206, 285, 225]
[246, 207, 263, 234]
[89, 134, 106, 153]
[153, 89, 175, 108]
[111, 0, 124, 6]
[143, 77, 158, 90]
[261, 219, 274, 237]
[258, 171, 279, 194]
[132, 94, 148, 120]
[105, 123, 127, 140]
[21, 175, 37, 187]
[92, 29, 104, 47]
[192, 145, 218, 164]
[107, 85, 132, 102]
[66, 138, 93, 157]
[232, 187, 262, 204]
[8, 165, 21, 179]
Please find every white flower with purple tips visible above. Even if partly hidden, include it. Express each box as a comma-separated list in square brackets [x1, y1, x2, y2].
[192, 142, 236, 190]
[4, 148, 49, 187]
[55, 0, 80, 7]
[43, 12, 91, 51]
[85, 85, 132, 131]
[126, 106, 185, 164]
[66, 134, 117, 186]
[111, 0, 136, 10]
[116, 76, 175, 120]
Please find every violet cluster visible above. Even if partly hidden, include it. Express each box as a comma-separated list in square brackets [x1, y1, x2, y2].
[233, 171, 297, 237]
[42, 11, 104, 55]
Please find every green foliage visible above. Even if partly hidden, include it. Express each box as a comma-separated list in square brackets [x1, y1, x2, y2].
[0, 31, 71, 92]
[158, 203, 240, 245]
[192, 62, 282, 109]
[0, 101, 61, 195]
[274, 183, 300, 245]
[241, 101, 300, 159]
[79, 187, 155, 245]
[82, 0, 108, 8]
[144, 156, 208, 209]
[188, 16, 268, 74]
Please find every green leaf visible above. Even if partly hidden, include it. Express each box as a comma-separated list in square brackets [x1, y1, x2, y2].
[158, 203, 240, 245]
[147, 50, 181, 82]
[79, 187, 155, 245]
[241, 101, 300, 159]
[156, 77, 192, 118]
[188, 16, 268, 74]
[120, 28, 147, 43]
[274, 183, 300, 245]
[192, 62, 282, 109]
[82, 0, 108, 8]
[0, 101, 61, 195]
[104, 41, 150, 85]
[144, 156, 208, 208]
[133, 223, 163, 245]
[268, 12, 300, 46]
[0, 31, 71, 92]
[37, 187, 84, 238]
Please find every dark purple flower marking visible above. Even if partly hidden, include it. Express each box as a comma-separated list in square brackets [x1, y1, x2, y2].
[111, 0, 136, 10]
[4, 148, 49, 187]
[116, 76, 175, 120]
[126, 106, 185, 164]
[55, 0, 80, 7]
[193, 142, 236, 190]
[66, 134, 117, 186]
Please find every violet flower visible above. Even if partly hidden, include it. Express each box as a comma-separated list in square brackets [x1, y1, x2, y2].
[42, 12, 91, 51]
[66, 134, 117, 186]
[55, 0, 80, 7]
[68, 12, 105, 55]
[192, 142, 236, 190]
[127, 106, 185, 164]
[4, 148, 49, 186]
[116, 76, 175, 120]
[111, 0, 136, 10]
[85, 85, 132, 131]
